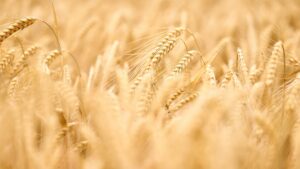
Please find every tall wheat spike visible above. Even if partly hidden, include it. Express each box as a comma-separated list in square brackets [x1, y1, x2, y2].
[131, 28, 185, 92]
[237, 48, 249, 84]
[264, 41, 283, 86]
[205, 64, 217, 86]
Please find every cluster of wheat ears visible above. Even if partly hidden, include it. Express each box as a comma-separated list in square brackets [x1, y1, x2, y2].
[1, 0, 300, 169]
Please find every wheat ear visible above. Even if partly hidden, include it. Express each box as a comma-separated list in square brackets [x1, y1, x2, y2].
[220, 70, 233, 88]
[131, 37, 178, 92]
[232, 72, 242, 88]
[74, 140, 88, 153]
[55, 82, 80, 122]
[7, 76, 19, 98]
[44, 50, 61, 66]
[43, 49, 62, 74]
[0, 17, 36, 45]
[288, 57, 300, 68]
[168, 92, 199, 113]
[138, 80, 155, 115]
[131, 28, 185, 92]
[264, 41, 283, 86]
[149, 27, 185, 60]
[165, 86, 186, 109]
[168, 50, 198, 77]
[0, 51, 14, 73]
[55, 122, 78, 142]
[205, 64, 217, 86]
[11, 46, 39, 76]
[147, 37, 178, 71]
[249, 65, 263, 84]
[237, 48, 249, 83]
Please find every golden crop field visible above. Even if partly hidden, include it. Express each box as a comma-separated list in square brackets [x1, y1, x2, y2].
[1, 0, 300, 168]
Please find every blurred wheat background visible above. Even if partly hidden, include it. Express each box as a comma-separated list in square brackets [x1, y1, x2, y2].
[1, 0, 300, 169]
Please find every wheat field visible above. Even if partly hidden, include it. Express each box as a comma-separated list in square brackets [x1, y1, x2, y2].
[0, 0, 300, 169]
